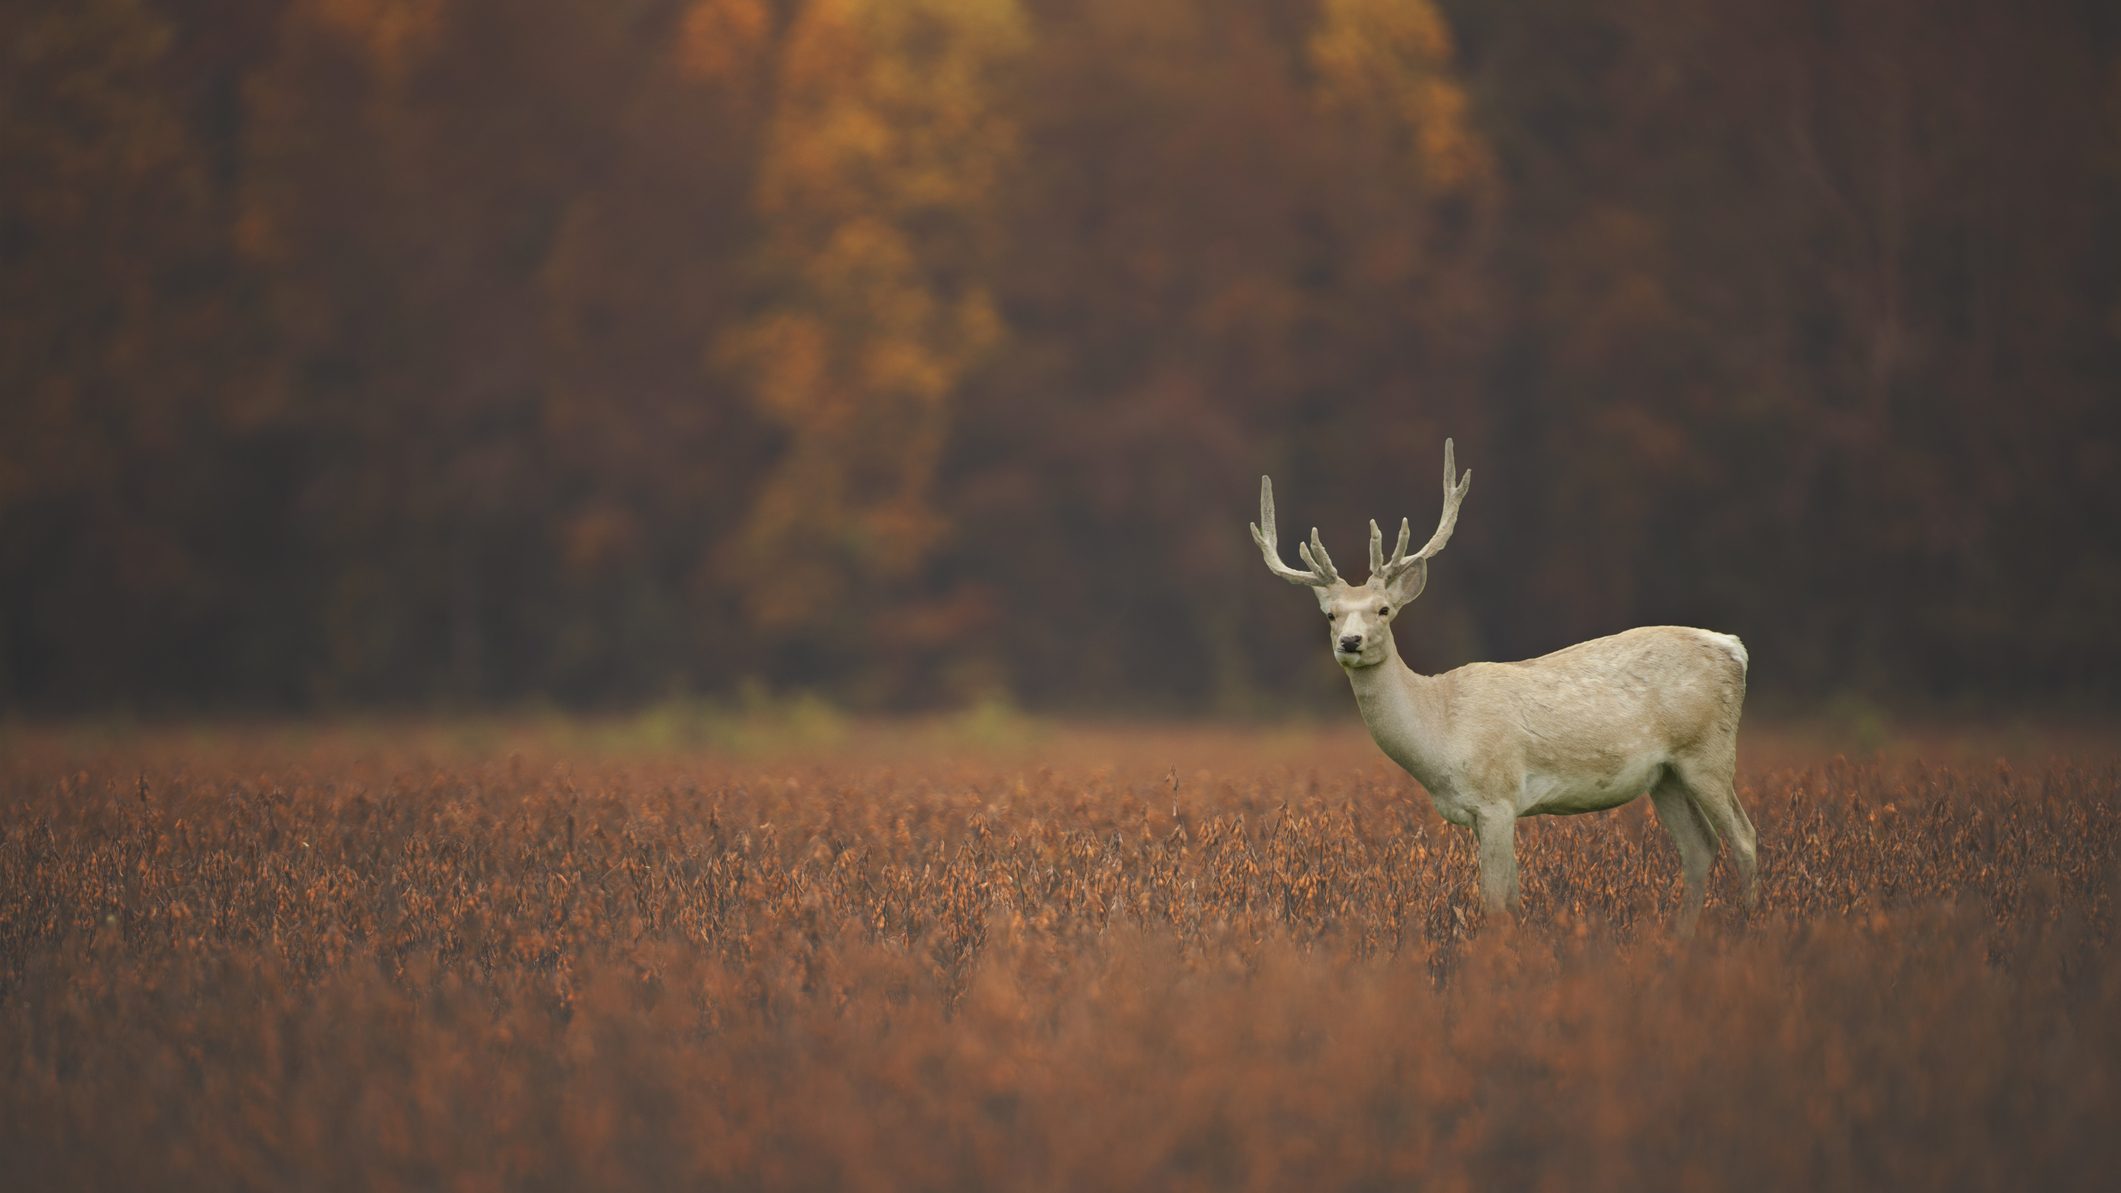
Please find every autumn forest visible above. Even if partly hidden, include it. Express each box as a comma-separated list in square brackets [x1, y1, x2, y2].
[5, 0, 2118, 715]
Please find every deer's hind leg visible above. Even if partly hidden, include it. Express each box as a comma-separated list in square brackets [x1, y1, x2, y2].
[1669, 744, 1758, 907]
[1649, 772, 1716, 936]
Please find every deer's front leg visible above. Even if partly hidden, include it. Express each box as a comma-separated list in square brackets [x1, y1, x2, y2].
[1471, 808, 1521, 914]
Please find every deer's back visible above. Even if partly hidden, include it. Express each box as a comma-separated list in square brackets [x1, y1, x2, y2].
[1444, 625, 1747, 781]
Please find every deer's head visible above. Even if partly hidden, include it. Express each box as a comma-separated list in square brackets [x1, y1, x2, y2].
[1250, 440, 1472, 670]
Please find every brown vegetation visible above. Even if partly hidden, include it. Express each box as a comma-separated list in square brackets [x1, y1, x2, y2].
[2, 725, 2116, 1189]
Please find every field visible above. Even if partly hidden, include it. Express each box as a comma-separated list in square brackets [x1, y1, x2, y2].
[3, 721, 2118, 1191]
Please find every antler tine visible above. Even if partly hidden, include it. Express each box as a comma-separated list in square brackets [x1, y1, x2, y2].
[1371, 516, 1412, 575]
[1377, 438, 1473, 577]
[1250, 476, 1337, 587]
[1411, 437, 1472, 561]
[1303, 528, 1342, 584]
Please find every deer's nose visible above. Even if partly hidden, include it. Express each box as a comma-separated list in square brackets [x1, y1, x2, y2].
[1338, 635, 1363, 653]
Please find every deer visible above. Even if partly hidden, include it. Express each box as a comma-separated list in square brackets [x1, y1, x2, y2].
[1250, 440, 1758, 933]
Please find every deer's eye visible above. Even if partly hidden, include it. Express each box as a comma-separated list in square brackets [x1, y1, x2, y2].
[1377, 605, 1391, 616]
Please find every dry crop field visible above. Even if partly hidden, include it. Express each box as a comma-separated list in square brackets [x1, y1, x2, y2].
[2, 722, 2118, 1191]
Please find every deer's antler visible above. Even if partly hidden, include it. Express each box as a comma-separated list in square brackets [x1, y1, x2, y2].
[1251, 476, 1341, 587]
[1372, 438, 1472, 583]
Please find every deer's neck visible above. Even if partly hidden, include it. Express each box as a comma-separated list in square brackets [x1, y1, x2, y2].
[1345, 650, 1452, 791]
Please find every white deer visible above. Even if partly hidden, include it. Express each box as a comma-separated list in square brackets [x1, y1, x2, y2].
[1251, 440, 1758, 931]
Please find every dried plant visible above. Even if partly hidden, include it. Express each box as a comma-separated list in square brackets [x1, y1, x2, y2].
[1, 727, 2116, 1190]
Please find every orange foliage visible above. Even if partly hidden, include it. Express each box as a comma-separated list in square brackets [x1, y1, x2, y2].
[10, 0, 2114, 709]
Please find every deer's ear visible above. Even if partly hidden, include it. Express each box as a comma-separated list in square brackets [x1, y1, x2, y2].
[1313, 586, 1337, 614]
[1381, 560, 1428, 606]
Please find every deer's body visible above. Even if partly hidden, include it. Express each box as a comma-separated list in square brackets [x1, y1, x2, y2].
[1253, 444, 1758, 931]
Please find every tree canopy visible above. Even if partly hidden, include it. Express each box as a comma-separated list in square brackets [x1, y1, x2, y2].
[3, 0, 2116, 713]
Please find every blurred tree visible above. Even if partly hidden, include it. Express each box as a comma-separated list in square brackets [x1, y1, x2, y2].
[1443, 0, 2121, 698]
[1300, 0, 1498, 673]
[0, 0, 242, 705]
[240, 0, 769, 703]
[946, 0, 1496, 710]
[1310, 0, 1489, 195]
[2, 0, 2116, 712]
[534, 0, 776, 698]
[718, 0, 1026, 697]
